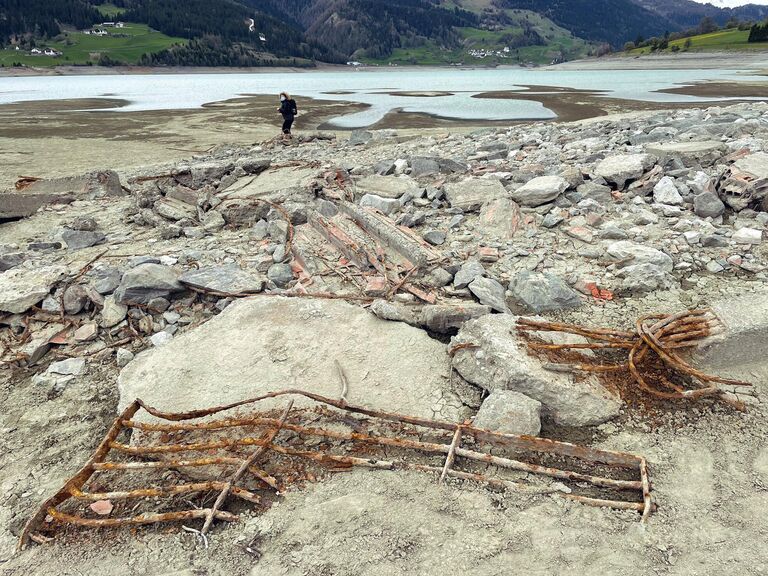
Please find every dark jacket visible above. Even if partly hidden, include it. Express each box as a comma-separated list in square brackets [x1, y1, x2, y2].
[280, 98, 297, 118]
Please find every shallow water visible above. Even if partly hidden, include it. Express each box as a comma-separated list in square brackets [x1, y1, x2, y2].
[0, 67, 762, 128]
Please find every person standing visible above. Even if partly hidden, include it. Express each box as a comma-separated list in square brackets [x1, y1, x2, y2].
[278, 92, 298, 139]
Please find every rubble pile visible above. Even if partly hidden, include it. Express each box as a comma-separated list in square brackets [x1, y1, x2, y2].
[2, 101, 768, 545]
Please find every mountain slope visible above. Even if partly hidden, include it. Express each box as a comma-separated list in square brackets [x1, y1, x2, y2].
[633, 0, 768, 28]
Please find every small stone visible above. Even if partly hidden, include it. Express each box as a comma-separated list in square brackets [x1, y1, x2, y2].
[732, 227, 763, 245]
[74, 323, 99, 342]
[49, 357, 86, 376]
[360, 194, 401, 215]
[117, 348, 135, 367]
[478, 247, 500, 262]
[473, 390, 542, 436]
[62, 229, 106, 250]
[694, 192, 725, 219]
[251, 220, 269, 240]
[267, 263, 294, 288]
[62, 285, 88, 315]
[454, 260, 485, 289]
[150, 331, 174, 347]
[202, 210, 226, 232]
[100, 296, 128, 328]
[468, 276, 509, 313]
[706, 260, 725, 273]
[508, 271, 582, 313]
[423, 230, 446, 246]
[653, 177, 684, 206]
[364, 276, 389, 297]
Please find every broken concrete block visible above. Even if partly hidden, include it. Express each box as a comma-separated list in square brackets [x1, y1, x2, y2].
[0, 265, 66, 314]
[360, 194, 401, 215]
[508, 271, 582, 314]
[479, 198, 521, 239]
[20, 170, 123, 199]
[473, 390, 542, 437]
[419, 303, 491, 333]
[49, 357, 86, 376]
[645, 141, 726, 167]
[693, 292, 768, 381]
[444, 178, 508, 212]
[118, 297, 466, 423]
[595, 154, 656, 190]
[511, 175, 569, 207]
[154, 197, 196, 222]
[0, 192, 75, 220]
[451, 315, 621, 426]
[354, 175, 420, 200]
[114, 264, 184, 305]
[180, 265, 265, 295]
[468, 276, 509, 313]
[62, 229, 106, 251]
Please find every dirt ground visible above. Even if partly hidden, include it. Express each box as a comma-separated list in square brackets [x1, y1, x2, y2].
[2, 73, 768, 575]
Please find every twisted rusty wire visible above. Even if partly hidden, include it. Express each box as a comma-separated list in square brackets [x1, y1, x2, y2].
[517, 310, 752, 409]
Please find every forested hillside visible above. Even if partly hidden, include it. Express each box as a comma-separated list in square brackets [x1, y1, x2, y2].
[0, 0, 100, 42]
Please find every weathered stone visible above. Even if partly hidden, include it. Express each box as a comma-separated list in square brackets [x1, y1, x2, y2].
[155, 197, 196, 222]
[74, 323, 99, 342]
[694, 192, 725, 218]
[0, 265, 66, 314]
[150, 331, 174, 347]
[20, 324, 67, 365]
[653, 177, 684, 206]
[62, 229, 106, 251]
[577, 182, 613, 205]
[116, 348, 135, 367]
[370, 300, 418, 325]
[62, 285, 88, 315]
[511, 176, 569, 207]
[267, 263, 294, 288]
[693, 292, 768, 381]
[452, 315, 621, 426]
[423, 230, 446, 246]
[508, 272, 582, 314]
[360, 194, 401, 215]
[180, 265, 264, 295]
[468, 277, 509, 313]
[348, 130, 373, 146]
[202, 210, 226, 232]
[473, 390, 542, 436]
[595, 154, 655, 189]
[118, 297, 466, 423]
[218, 198, 273, 227]
[0, 192, 75, 220]
[479, 198, 521, 239]
[605, 241, 674, 271]
[189, 161, 234, 188]
[70, 216, 98, 231]
[453, 260, 485, 289]
[646, 141, 726, 167]
[49, 357, 86, 376]
[420, 303, 491, 333]
[732, 227, 763, 244]
[410, 157, 440, 177]
[21, 170, 123, 199]
[355, 175, 420, 200]
[101, 295, 128, 328]
[236, 157, 271, 175]
[444, 179, 508, 212]
[0, 252, 24, 272]
[114, 264, 184, 305]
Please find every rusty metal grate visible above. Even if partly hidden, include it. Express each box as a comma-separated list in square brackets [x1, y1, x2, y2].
[19, 389, 653, 549]
[517, 309, 753, 409]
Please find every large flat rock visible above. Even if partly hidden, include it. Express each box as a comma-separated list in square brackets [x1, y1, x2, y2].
[118, 297, 465, 422]
[354, 175, 421, 199]
[645, 141, 726, 167]
[451, 315, 621, 427]
[220, 167, 318, 201]
[444, 178, 508, 212]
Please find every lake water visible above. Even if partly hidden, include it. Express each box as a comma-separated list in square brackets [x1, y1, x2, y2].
[0, 67, 762, 128]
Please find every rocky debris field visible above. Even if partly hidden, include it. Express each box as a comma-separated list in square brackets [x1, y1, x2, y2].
[2, 102, 768, 575]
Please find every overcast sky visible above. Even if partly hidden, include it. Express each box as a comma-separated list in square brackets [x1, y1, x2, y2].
[692, 0, 768, 7]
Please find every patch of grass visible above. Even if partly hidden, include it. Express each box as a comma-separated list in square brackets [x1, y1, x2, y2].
[0, 23, 187, 67]
[628, 28, 768, 55]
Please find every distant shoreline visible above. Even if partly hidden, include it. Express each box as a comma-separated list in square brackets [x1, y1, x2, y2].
[1, 50, 766, 78]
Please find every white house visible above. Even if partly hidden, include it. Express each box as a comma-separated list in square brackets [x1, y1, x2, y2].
[30, 48, 42, 54]
[115, 22, 125, 28]
[44, 49, 61, 57]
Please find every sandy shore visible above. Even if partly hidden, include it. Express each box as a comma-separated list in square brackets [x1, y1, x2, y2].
[549, 51, 768, 71]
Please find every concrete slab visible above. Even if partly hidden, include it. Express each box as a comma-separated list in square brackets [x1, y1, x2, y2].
[118, 296, 467, 423]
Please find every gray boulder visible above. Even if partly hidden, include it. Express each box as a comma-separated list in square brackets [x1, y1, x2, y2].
[114, 264, 184, 305]
[0, 265, 66, 314]
[468, 277, 509, 313]
[180, 265, 265, 295]
[479, 198, 521, 239]
[452, 315, 621, 426]
[511, 176, 569, 207]
[473, 390, 542, 436]
[355, 175, 419, 200]
[62, 229, 106, 250]
[453, 260, 486, 289]
[267, 263, 294, 288]
[595, 154, 655, 189]
[410, 157, 440, 177]
[694, 192, 725, 218]
[360, 194, 401, 215]
[652, 177, 683, 206]
[419, 303, 491, 333]
[444, 178, 508, 212]
[508, 271, 582, 314]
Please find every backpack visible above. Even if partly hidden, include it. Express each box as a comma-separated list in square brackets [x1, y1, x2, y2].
[290, 99, 298, 116]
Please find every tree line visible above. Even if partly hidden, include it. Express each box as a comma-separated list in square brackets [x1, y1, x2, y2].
[749, 21, 768, 43]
